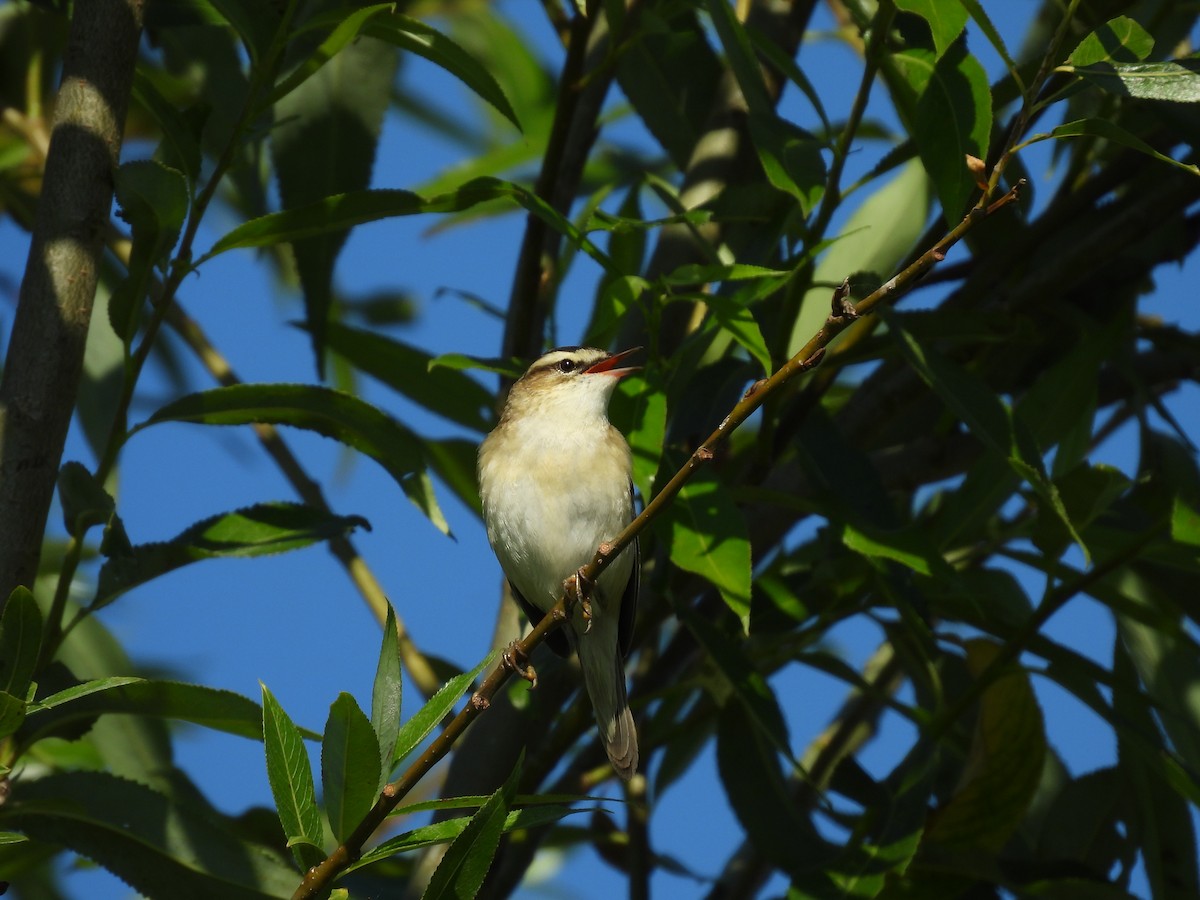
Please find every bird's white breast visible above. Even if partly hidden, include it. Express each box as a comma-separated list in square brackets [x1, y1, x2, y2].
[479, 415, 633, 616]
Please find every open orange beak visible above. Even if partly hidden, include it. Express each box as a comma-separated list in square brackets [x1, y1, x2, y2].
[584, 346, 642, 378]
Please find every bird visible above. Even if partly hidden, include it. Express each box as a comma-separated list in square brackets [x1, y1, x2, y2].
[478, 346, 641, 780]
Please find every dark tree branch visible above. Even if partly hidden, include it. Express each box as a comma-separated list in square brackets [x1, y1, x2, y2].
[0, 0, 144, 611]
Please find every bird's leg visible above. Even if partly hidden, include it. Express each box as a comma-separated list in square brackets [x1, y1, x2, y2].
[502, 640, 538, 687]
[564, 569, 595, 633]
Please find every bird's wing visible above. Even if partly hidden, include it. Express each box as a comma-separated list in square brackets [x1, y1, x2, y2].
[509, 579, 571, 657]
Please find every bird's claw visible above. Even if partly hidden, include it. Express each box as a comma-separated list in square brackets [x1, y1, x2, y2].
[565, 568, 596, 633]
[502, 640, 538, 687]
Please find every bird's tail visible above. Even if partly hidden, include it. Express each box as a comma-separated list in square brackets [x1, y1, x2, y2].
[577, 620, 638, 781]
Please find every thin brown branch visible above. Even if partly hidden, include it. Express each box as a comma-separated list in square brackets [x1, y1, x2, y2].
[290, 170, 1023, 899]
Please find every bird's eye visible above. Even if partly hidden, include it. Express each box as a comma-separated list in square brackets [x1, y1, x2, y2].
[557, 359, 576, 374]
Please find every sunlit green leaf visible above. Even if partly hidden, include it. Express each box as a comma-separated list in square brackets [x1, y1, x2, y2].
[322, 692, 382, 844]
[372, 604, 402, 789]
[94, 502, 370, 610]
[895, 0, 968, 59]
[421, 755, 521, 899]
[1066, 59, 1200, 103]
[1066, 16, 1154, 66]
[1021, 117, 1200, 177]
[393, 652, 495, 766]
[669, 474, 752, 628]
[261, 683, 324, 872]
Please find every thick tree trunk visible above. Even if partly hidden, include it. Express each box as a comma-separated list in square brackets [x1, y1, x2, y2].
[0, 0, 144, 611]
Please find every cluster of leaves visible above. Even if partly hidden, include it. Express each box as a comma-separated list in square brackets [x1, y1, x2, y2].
[1, 0, 1200, 898]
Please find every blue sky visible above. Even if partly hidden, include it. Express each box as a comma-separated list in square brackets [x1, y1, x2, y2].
[2, 1, 1198, 897]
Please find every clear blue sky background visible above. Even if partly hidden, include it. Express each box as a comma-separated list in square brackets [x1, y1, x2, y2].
[2, 1, 1198, 897]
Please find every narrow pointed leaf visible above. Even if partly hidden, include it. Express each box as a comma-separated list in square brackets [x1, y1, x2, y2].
[1022, 117, 1200, 177]
[137, 384, 425, 494]
[322, 692, 382, 844]
[0, 587, 42, 698]
[24, 678, 271, 742]
[364, 15, 519, 130]
[420, 756, 521, 900]
[372, 604, 403, 788]
[94, 502, 371, 610]
[261, 684, 323, 872]
[320, 321, 494, 432]
[348, 805, 576, 875]
[392, 652, 496, 766]
[2, 771, 299, 899]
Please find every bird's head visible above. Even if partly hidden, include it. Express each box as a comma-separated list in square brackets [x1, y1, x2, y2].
[503, 346, 641, 424]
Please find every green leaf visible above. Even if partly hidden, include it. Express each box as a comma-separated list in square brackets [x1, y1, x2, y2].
[748, 111, 826, 215]
[424, 438, 484, 516]
[679, 606, 790, 755]
[322, 692, 382, 844]
[1118, 596, 1200, 773]
[0, 587, 42, 699]
[114, 159, 189, 249]
[204, 188, 429, 258]
[669, 473, 752, 628]
[907, 43, 992, 221]
[207, 0, 277, 63]
[1067, 16, 1155, 67]
[841, 522, 953, 579]
[702, 0, 772, 115]
[698, 292, 773, 376]
[131, 68, 204, 187]
[1066, 59, 1200, 103]
[1113, 639, 1200, 898]
[1022, 117, 1200, 178]
[895, 0, 968, 59]
[365, 15, 520, 131]
[57, 461, 116, 535]
[261, 683, 324, 872]
[203, 178, 615, 274]
[1, 771, 299, 899]
[94, 502, 370, 610]
[320, 322, 494, 433]
[347, 804, 577, 875]
[789, 160, 931, 356]
[392, 652, 495, 767]
[888, 315, 1089, 561]
[24, 678, 271, 742]
[0, 690, 25, 740]
[958, 0, 1020, 87]
[923, 639, 1047, 853]
[110, 160, 189, 340]
[421, 755, 521, 900]
[136, 384, 444, 523]
[372, 604, 403, 788]
[615, 6, 722, 170]
[1172, 497, 1200, 547]
[271, 30, 397, 376]
[264, 4, 394, 108]
[716, 702, 837, 877]
[611, 376, 666, 508]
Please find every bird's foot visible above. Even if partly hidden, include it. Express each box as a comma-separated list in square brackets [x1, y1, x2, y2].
[502, 640, 537, 687]
[564, 569, 595, 633]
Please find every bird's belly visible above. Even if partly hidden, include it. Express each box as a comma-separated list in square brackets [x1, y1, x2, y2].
[483, 450, 632, 615]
